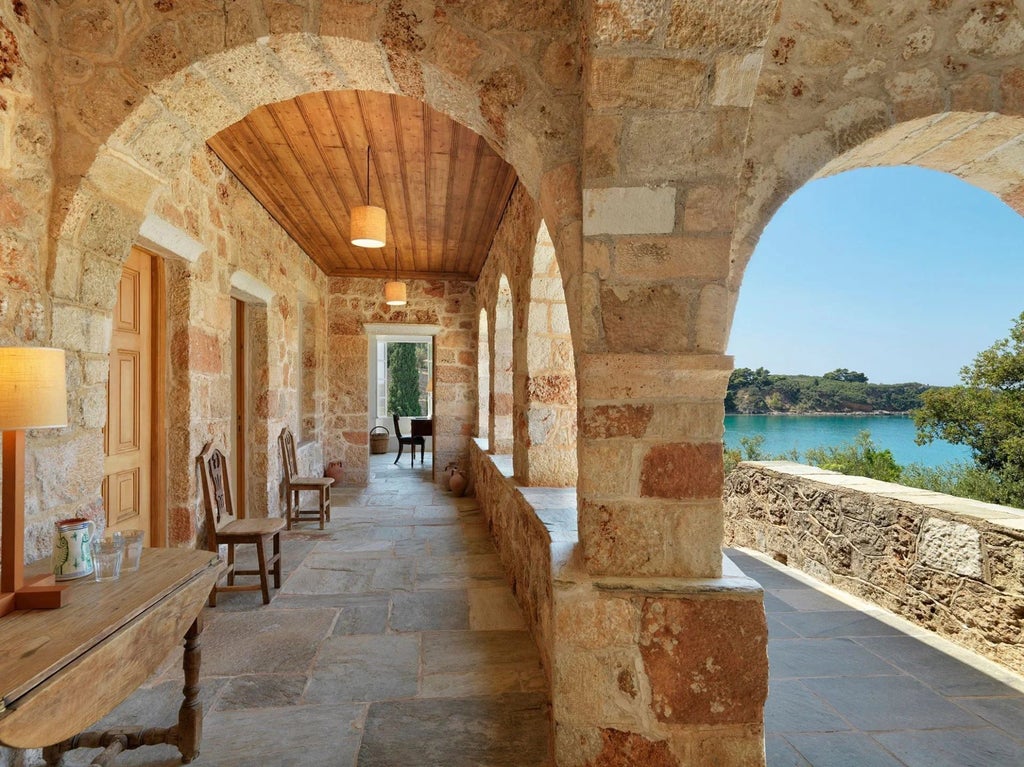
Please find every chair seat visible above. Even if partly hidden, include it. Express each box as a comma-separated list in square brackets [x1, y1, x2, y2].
[220, 517, 287, 538]
[290, 475, 334, 489]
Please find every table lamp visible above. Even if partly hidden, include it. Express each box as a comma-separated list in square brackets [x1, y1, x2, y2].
[0, 347, 69, 618]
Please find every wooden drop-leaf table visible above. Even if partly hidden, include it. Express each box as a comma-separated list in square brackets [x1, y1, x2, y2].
[0, 548, 223, 765]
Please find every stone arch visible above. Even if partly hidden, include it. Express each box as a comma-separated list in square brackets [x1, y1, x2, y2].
[515, 221, 577, 486]
[732, 0, 1024, 319]
[45, 15, 582, 535]
[491, 275, 514, 454]
[477, 307, 489, 440]
[52, 18, 582, 338]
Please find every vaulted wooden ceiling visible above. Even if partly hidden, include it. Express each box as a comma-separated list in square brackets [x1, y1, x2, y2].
[207, 91, 519, 280]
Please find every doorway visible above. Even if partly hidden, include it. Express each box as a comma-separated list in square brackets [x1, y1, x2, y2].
[103, 246, 166, 545]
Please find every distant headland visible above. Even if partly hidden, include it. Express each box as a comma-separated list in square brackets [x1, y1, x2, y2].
[726, 368, 934, 415]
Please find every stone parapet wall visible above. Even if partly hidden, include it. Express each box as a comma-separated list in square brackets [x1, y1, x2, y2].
[725, 461, 1024, 673]
[471, 440, 769, 767]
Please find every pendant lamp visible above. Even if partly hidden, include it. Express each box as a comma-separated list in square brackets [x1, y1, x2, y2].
[351, 146, 386, 249]
[384, 248, 407, 306]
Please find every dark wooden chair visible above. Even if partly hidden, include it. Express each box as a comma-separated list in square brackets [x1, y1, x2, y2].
[393, 414, 425, 466]
[197, 441, 284, 606]
[279, 427, 333, 530]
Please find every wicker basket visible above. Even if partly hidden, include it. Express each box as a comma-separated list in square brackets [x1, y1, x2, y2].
[370, 426, 390, 454]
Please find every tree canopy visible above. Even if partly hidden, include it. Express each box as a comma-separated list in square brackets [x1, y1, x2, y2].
[387, 343, 423, 417]
[914, 311, 1024, 506]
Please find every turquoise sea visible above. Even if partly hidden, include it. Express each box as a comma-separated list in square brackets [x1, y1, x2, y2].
[724, 414, 972, 468]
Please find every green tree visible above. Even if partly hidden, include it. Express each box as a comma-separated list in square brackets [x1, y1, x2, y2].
[803, 431, 902, 483]
[914, 311, 1024, 506]
[823, 368, 868, 383]
[387, 343, 422, 416]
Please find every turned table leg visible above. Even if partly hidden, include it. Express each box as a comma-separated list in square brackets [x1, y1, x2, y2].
[177, 615, 203, 763]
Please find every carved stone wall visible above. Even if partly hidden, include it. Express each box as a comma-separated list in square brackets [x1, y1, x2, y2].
[725, 461, 1024, 673]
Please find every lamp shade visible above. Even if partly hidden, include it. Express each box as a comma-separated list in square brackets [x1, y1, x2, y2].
[0, 347, 68, 430]
[351, 205, 387, 248]
[384, 280, 407, 306]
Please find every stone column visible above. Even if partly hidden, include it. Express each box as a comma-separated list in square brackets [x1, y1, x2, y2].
[553, 1, 778, 763]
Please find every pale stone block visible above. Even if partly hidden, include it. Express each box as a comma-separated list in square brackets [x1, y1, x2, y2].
[579, 498, 723, 577]
[51, 303, 113, 354]
[152, 66, 249, 138]
[554, 594, 638, 650]
[578, 352, 732, 402]
[712, 52, 761, 107]
[552, 645, 649, 723]
[918, 517, 983, 578]
[613, 235, 730, 280]
[266, 33, 349, 93]
[86, 152, 162, 214]
[578, 441, 637, 498]
[957, 5, 1024, 56]
[527, 302, 548, 336]
[199, 44, 303, 116]
[550, 303, 571, 335]
[588, 56, 706, 111]
[695, 282, 732, 353]
[582, 186, 676, 236]
[624, 110, 745, 182]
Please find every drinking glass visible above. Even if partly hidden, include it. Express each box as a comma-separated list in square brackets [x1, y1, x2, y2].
[117, 530, 144, 572]
[91, 536, 124, 582]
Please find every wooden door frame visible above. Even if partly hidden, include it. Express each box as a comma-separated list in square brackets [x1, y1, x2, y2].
[232, 298, 247, 519]
[150, 253, 168, 546]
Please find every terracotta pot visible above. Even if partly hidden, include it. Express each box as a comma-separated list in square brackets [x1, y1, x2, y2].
[325, 461, 344, 484]
[449, 469, 467, 497]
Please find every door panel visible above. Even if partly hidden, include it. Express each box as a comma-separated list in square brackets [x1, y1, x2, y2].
[104, 247, 152, 543]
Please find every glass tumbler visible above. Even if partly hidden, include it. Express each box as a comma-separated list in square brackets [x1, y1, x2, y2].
[91, 536, 124, 582]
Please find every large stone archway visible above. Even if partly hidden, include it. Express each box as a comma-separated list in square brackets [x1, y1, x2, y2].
[41, 5, 583, 539]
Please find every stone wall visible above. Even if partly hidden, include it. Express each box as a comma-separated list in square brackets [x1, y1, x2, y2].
[150, 147, 327, 545]
[725, 461, 1024, 673]
[471, 441, 769, 766]
[326, 277, 477, 484]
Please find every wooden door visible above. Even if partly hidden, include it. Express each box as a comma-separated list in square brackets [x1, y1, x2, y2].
[103, 247, 153, 543]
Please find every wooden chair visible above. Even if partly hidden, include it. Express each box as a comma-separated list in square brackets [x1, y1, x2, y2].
[278, 427, 333, 530]
[393, 413, 425, 466]
[197, 441, 284, 606]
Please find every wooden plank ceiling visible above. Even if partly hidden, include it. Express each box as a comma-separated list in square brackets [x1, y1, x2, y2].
[207, 90, 519, 280]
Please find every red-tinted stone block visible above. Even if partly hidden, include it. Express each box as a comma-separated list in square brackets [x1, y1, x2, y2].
[639, 597, 768, 725]
[585, 729, 679, 767]
[580, 404, 653, 439]
[640, 442, 722, 499]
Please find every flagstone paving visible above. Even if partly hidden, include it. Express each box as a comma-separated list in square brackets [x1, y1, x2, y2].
[730, 548, 1024, 767]
[37, 453, 1024, 766]
[55, 453, 551, 767]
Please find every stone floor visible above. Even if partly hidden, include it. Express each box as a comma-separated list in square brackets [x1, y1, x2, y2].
[730, 549, 1024, 767]
[33, 454, 1024, 767]
[54, 452, 551, 767]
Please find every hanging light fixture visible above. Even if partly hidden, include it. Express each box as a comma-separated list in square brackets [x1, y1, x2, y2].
[351, 145, 386, 248]
[384, 248, 407, 306]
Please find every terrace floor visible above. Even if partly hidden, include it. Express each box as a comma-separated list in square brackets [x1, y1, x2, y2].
[35, 452, 1024, 767]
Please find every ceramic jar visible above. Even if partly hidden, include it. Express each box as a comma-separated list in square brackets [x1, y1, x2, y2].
[52, 518, 96, 580]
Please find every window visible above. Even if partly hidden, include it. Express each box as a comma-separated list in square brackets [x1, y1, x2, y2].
[376, 340, 432, 418]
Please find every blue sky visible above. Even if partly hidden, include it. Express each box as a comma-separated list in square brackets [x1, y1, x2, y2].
[728, 166, 1024, 386]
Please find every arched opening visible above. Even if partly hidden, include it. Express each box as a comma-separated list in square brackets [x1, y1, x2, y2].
[517, 221, 577, 486]
[491, 275, 514, 454]
[477, 308, 489, 440]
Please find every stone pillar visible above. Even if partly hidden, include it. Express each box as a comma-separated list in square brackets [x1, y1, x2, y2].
[562, 1, 777, 763]
[490, 276, 514, 454]
[577, 353, 730, 577]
